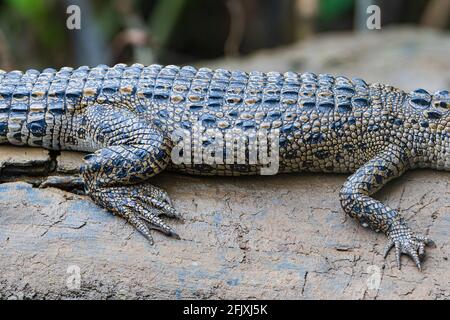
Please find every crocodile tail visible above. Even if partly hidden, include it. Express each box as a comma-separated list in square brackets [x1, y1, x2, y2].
[0, 68, 47, 147]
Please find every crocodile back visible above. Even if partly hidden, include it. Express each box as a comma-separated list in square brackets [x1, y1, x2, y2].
[140, 65, 406, 174]
[0, 64, 448, 174]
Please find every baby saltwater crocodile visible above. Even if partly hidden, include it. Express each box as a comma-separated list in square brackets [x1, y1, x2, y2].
[0, 64, 448, 270]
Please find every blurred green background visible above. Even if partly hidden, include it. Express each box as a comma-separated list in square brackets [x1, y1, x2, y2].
[0, 0, 448, 70]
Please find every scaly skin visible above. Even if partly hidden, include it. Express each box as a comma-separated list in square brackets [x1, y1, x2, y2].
[0, 63, 449, 270]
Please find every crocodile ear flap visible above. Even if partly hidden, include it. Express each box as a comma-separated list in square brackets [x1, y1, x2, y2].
[432, 90, 450, 109]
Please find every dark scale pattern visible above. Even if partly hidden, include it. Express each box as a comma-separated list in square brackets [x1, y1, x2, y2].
[0, 71, 13, 143]
[0, 64, 448, 269]
[0, 70, 7, 142]
[45, 67, 72, 149]
[5, 70, 26, 145]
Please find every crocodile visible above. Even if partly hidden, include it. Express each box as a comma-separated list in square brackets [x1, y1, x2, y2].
[0, 63, 449, 270]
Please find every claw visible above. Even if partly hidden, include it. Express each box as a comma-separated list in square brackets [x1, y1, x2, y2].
[407, 247, 422, 271]
[160, 190, 174, 206]
[149, 197, 184, 219]
[90, 184, 182, 244]
[137, 186, 183, 220]
[418, 243, 426, 260]
[395, 242, 401, 269]
[415, 235, 436, 247]
[383, 239, 395, 258]
[134, 202, 179, 237]
[169, 230, 181, 240]
[384, 223, 434, 270]
[161, 204, 184, 220]
[128, 213, 154, 245]
[145, 185, 173, 206]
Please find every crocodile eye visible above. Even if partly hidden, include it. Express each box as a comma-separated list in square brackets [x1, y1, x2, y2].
[409, 88, 431, 109]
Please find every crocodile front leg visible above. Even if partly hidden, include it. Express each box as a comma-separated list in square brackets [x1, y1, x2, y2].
[76, 104, 181, 244]
[339, 145, 435, 270]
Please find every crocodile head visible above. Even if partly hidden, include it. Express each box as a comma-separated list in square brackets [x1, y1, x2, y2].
[431, 90, 450, 171]
[405, 89, 449, 171]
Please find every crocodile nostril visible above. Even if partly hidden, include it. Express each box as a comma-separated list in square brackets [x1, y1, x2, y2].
[432, 90, 450, 109]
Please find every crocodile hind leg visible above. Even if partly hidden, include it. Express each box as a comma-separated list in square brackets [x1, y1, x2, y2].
[339, 145, 435, 270]
[76, 104, 181, 244]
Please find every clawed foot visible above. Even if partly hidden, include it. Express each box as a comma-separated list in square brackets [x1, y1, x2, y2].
[383, 223, 435, 270]
[90, 184, 183, 244]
